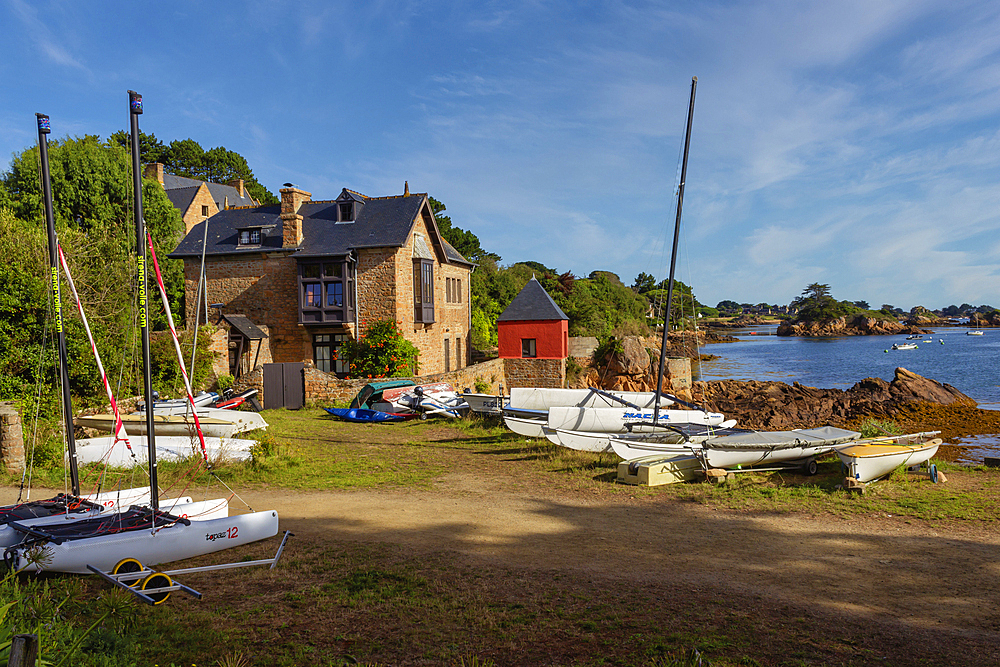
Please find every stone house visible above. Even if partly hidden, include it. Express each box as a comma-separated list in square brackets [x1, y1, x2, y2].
[168, 183, 474, 379]
[144, 163, 257, 233]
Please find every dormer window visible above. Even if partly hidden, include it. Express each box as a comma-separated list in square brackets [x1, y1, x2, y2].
[238, 229, 261, 246]
[338, 201, 354, 222]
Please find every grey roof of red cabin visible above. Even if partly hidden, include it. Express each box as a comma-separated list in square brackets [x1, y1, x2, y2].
[498, 277, 568, 322]
[168, 191, 473, 266]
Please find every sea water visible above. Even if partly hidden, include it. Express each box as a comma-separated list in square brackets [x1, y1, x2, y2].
[694, 325, 1000, 464]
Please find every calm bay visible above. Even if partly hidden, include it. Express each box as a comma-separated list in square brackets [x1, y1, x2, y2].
[694, 324, 1000, 464]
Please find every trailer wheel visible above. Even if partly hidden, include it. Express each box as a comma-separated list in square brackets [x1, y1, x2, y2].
[112, 558, 144, 587]
[930, 464, 938, 483]
[141, 572, 173, 605]
[803, 459, 818, 476]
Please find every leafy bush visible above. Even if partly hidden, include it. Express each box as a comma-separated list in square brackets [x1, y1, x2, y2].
[342, 320, 420, 378]
[215, 373, 234, 392]
[474, 378, 491, 393]
[858, 418, 903, 438]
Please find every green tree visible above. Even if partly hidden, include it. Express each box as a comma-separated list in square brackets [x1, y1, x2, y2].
[715, 300, 740, 314]
[110, 132, 278, 205]
[0, 135, 193, 416]
[428, 197, 498, 263]
[632, 272, 656, 294]
[342, 319, 420, 378]
[791, 283, 851, 322]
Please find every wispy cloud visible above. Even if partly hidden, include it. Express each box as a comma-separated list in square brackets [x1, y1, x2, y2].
[6, 0, 89, 72]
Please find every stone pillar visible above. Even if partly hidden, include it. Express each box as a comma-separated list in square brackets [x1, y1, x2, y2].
[0, 402, 25, 474]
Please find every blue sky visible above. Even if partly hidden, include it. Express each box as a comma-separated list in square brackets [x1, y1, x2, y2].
[2, 0, 1000, 310]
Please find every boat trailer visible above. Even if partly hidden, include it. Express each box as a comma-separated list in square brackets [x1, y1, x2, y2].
[87, 530, 293, 605]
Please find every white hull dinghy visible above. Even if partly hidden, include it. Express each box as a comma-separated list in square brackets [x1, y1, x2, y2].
[610, 426, 861, 469]
[836, 432, 941, 483]
[138, 405, 267, 434]
[891, 343, 918, 350]
[373, 382, 470, 418]
[77, 413, 236, 438]
[76, 435, 255, 466]
[461, 392, 508, 415]
[967, 330, 984, 336]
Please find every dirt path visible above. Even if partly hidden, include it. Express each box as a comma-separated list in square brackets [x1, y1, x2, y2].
[229, 479, 1000, 641]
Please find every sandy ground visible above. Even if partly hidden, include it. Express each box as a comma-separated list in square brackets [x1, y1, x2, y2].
[7, 474, 1000, 664]
[229, 477, 1000, 637]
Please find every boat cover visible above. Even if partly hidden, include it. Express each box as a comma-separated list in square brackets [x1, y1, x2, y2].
[705, 426, 860, 451]
[349, 380, 417, 409]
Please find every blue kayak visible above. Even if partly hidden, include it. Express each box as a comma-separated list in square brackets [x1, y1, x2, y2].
[323, 407, 416, 423]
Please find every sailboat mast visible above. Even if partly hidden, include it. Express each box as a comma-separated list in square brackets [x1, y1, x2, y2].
[36, 113, 81, 497]
[653, 76, 697, 423]
[128, 91, 159, 511]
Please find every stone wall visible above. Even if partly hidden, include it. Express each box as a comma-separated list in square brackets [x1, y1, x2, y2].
[568, 336, 598, 358]
[503, 358, 566, 389]
[302, 357, 507, 404]
[0, 402, 24, 474]
[182, 184, 219, 234]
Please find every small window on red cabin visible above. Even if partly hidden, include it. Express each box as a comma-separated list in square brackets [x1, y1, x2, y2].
[522, 338, 536, 358]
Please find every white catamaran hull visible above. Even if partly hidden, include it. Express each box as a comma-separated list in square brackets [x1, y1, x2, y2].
[547, 406, 727, 434]
[76, 436, 254, 466]
[11, 508, 279, 574]
[0, 493, 193, 548]
[76, 413, 236, 438]
[504, 415, 547, 438]
[509, 388, 673, 411]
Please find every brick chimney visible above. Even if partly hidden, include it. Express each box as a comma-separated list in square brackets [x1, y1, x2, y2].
[143, 163, 165, 186]
[280, 185, 311, 248]
[226, 178, 245, 198]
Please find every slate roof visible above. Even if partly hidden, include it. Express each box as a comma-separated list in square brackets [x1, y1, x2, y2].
[169, 192, 474, 267]
[222, 314, 268, 340]
[165, 186, 201, 213]
[498, 277, 569, 322]
[161, 172, 256, 209]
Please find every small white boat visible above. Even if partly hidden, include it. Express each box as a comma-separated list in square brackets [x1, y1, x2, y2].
[372, 382, 470, 418]
[461, 392, 508, 415]
[905, 334, 923, 340]
[891, 343, 918, 350]
[967, 330, 984, 336]
[836, 432, 941, 483]
[76, 435, 255, 466]
[610, 426, 861, 469]
[76, 413, 236, 438]
[138, 405, 268, 434]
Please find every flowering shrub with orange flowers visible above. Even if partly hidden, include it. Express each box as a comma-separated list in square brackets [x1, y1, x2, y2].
[341, 319, 420, 378]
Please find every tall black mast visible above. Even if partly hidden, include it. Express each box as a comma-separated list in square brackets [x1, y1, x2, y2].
[36, 113, 81, 497]
[653, 76, 697, 423]
[128, 90, 158, 511]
